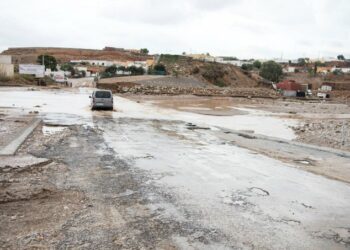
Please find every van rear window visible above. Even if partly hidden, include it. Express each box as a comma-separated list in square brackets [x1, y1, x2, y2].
[95, 91, 111, 98]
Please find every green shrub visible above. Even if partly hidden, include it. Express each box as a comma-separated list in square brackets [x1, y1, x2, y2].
[202, 64, 225, 84]
[241, 64, 254, 71]
[213, 81, 226, 87]
[160, 54, 181, 63]
[259, 61, 283, 82]
[191, 66, 200, 74]
[253, 60, 262, 69]
[37, 55, 57, 71]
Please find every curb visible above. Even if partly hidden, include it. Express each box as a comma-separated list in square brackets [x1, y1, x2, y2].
[0, 118, 41, 156]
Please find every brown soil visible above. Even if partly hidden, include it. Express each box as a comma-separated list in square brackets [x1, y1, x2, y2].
[158, 55, 260, 88]
[1, 47, 152, 64]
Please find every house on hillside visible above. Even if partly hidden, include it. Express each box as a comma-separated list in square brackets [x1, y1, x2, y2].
[331, 67, 350, 73]
[317, 66, 332, 74]
[320, 84, 332, 92]
[276, 80, 306, 97]
[70, 60, 114, 67]
[283, 66, 296, 73]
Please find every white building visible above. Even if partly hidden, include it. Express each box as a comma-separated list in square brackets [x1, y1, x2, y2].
[212, 57, 246, 67]
[0, 55, 12, 64]
[70, 60, 114, 67]
[0, 55, 14, 77]
[272, 58, 290, 64]
[283, 66, 296, 73]
[332, 67, 350, 73]
[70, 59, 149, 71]
[320, 85, 332, 92]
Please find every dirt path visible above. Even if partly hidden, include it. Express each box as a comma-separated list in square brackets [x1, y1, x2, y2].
[0, 123, 229, 249]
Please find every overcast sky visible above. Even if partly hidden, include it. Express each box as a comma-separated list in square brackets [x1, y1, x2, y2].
[0, 0, 349, 59]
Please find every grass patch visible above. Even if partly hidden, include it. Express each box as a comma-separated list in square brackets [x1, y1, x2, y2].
[213, 81, 226, 87]
[160, 54, 183, 64]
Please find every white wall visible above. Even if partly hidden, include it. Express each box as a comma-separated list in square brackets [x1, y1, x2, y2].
[228, 60, 245, 67]
[320, 85, 332, 91]
[0, 64, 14, 77]
[0, 55, 12, 64]
[283, 67, 295, 73]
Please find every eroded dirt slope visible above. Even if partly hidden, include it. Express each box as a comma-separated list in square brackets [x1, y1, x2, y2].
[158, 55, 259, 88]
[1, 47, 152, 64]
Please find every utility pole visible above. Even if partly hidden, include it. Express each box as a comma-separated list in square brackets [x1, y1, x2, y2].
[341, 121, 346, 147]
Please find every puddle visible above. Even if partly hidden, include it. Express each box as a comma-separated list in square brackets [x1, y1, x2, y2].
[0, 88, 298, 140]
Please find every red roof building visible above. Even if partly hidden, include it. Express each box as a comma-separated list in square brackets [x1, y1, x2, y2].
[276, 80, 303, 91]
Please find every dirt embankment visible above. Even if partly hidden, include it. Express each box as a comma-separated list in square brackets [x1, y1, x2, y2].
[158, 55, 260, 88]
[1, 47, 152, 64]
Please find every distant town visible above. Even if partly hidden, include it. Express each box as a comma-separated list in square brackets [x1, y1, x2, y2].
[0, 46, 349, 100]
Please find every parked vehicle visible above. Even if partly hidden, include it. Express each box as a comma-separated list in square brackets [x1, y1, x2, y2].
[90, 90, 113, 110]
[317, 92, 330, 99]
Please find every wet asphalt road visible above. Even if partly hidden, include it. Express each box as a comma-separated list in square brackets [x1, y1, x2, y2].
[0, 88, 350, 249]
[92, 116, 350, 249]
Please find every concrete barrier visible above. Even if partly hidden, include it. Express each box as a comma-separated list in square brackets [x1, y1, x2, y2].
[0, 118, 41, 156]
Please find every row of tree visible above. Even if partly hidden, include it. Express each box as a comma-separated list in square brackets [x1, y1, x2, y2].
[242, 58, 346, 83]
[102, 64, 167, 78]
[103, 65, 145, 77]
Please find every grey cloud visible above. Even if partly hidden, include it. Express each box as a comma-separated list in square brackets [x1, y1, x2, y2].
[0, 0, 349, 58]
[192, 0, 240, 11]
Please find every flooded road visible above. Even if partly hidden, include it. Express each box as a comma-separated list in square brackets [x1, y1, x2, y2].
[0, 87, 349, 249]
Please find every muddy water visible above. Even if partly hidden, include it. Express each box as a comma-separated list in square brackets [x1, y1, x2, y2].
[129, 95, 248, 116]
[0, 88, 298, 140]
[1, 88, 350, 248]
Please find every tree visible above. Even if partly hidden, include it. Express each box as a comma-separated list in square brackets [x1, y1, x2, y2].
[315, 61, 325, 67]
[337, 55, 345, 60]
[117, 66, 126, 72]
[60, 63, 75, 75]
[153, 64, 166, 72]
[127, 66, 145, 75]
[253, 60, 262, 69]
[333, 69, 343, 75]
[37, 55, 57, 71]
[241, 63, 253, 71]
[313, 65, 317, 77]
[260, 61, 283, 82]
[105, 65, 117, 74]
[297, 58, 306, 67]
[140, 48, 149, 55]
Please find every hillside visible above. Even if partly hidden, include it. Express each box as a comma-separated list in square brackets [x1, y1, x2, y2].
[1, 47, 152, 64]
[158, 54, 259, 88]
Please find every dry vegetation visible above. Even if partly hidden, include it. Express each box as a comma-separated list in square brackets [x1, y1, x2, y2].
[159, 54, 259, 88]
